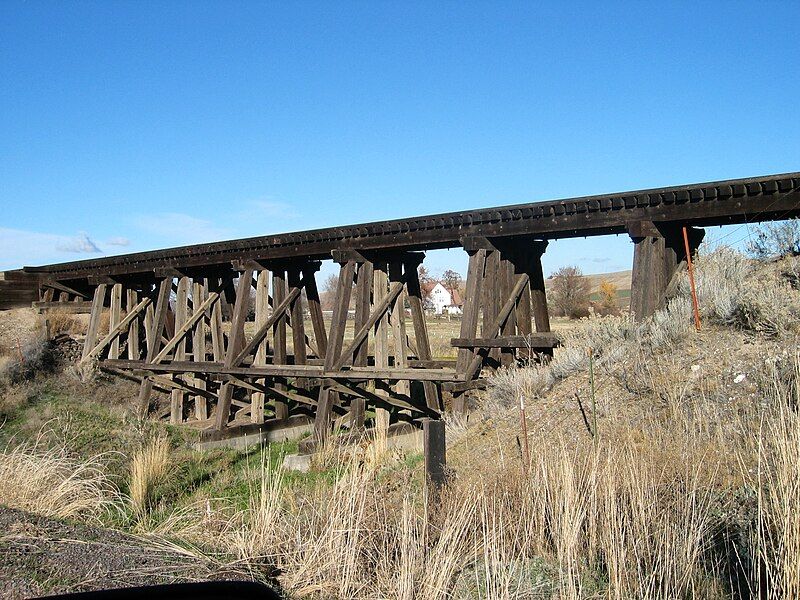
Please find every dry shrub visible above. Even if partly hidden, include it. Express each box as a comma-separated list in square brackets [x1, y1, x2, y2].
[0, 433, 117, 520]
[47, 308, 81, 336]
[0, 338, 58, 385]
[674, 247, 800, 336]
[130, 435, 171, 517]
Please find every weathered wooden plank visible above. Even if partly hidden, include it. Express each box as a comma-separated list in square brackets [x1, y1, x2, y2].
[332, 279, 403, 371]
[389, 261, 410, 399]
[214, 268, 254, 430]
[103, 359, 459, 381]
[80, 296, 152, 363]
[450, 334, 559, 349]
[314, 259, 354, 440]
[251, 269, 270, 424]
[455, 249, 485, 375]
[350, 261, 373, 429]
[126, 289, 140, 360]
[192, 280, 208, 420]
[108, 284, 123, 360]
[424, 420, 446, 491]
[33, 301, 93, 313]
[81, 284, 107, 361]
[304, 265, 327, 359]
[464, 272, 530, 381]
[137, 277, 173, 417]
[406, 260, 440, 411]
[372, 263, 391, 438]
[170, 276, 190, 424]
[151, 291, 221, 363]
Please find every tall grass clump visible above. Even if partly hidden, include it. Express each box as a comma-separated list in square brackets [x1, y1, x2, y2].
[750, 356, 800, 599]
[0, 433, 117, 520]
[129, 434, 171, 517]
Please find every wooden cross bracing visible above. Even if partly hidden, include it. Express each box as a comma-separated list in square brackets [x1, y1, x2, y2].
[73, 240, 555, 436]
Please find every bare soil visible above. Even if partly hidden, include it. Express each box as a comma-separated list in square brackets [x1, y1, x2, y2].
[0, 506, 261, 599]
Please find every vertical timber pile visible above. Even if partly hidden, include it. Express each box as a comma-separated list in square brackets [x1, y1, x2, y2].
[313, 250, 442, 444]
[450, 236, 557, 411]
[629, 222, 705, 320]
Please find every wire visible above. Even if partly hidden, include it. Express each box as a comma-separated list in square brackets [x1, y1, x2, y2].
[705, 198, 800, 251]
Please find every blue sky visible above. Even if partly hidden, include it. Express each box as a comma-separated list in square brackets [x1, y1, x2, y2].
[1, 1, 799, 279]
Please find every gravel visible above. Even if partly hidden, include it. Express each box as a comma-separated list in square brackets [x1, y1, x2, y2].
[0, 507, 263, 599]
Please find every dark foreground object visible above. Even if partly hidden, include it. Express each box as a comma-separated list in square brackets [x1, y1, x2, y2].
[36, 581, 281, 600]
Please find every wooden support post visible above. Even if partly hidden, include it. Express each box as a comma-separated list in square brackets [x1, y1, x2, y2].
[424, 419, 446, 492]
[143, 303, 154, 352]
[272, 269, 289, 421]
[81, 284, 107, 361]
[137, 278, 172, 417]
[314, 260, 356, 442]
[208, 277, 226, 362]
[406, 258, 440, 411]
[108, 283, 123, 360]
[629, 222, 703, 321]
[251, 269, 270, 424]
[214, 269, 253, 430]
[170, 276, 189, 424]
[373, 262, 390, 439]
[192, 280, 208, 420]
[499, 257, 516, 367]
[304, 265, 327, 359]
[389, 261, 410, 399]
[454, 249, 486, 411]
[126, 289, 140, 360]
[528, 242, 551, 334]
[482, 250, 501, 366]
[350, 261, 373, 430]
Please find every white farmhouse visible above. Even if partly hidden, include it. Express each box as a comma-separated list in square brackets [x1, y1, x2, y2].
[425, 282, 463, 315]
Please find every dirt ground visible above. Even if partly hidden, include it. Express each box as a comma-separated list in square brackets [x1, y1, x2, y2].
[0, 507, 263, 600]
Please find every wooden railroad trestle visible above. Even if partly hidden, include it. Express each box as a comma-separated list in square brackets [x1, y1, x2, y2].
[4, 171, 799, 440]
[56, 235, 566, 440]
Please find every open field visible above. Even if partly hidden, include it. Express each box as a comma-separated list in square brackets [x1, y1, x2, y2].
[0, 249, 798, 598]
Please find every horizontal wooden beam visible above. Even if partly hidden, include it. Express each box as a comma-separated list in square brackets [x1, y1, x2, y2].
[33, 301, 93, 313]
[450, 334, 559, 349]
[101, 359, 460, 381]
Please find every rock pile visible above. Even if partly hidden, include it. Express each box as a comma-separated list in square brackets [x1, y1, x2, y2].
[52, 334, 83, 365]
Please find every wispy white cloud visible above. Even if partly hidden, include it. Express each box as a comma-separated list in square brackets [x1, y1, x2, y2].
[248, 199, 300, 220]
[55, 231, 101, 253]
[133, 213, 233, 245]
[0, 228, 100, 270]
[106, 236, 130, 247]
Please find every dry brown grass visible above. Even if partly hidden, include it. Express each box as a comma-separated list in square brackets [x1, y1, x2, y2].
[46, 309, 82, 336]
[129, 435, 171, 518]
[0, 432, 117, 521]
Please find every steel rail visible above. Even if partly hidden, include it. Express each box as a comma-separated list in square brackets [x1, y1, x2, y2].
[22, 171, 800, 280]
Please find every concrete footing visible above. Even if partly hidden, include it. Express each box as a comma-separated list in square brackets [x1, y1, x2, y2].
[194, 415, 313, 451]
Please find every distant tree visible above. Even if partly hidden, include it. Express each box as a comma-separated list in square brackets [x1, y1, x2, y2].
[441, 269, 463, 294]
[597, 280, 619, 316]
[418, 265, 434, 303]
[746, 219, 800, 259]
[550, 266, 591, 319]
[321, 273, 339, 311]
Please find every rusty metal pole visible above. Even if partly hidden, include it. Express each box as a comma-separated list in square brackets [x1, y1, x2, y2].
[682, 226, 702, 332]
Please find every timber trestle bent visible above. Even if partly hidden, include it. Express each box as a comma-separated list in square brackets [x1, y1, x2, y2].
[2, 171, 800, 442]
